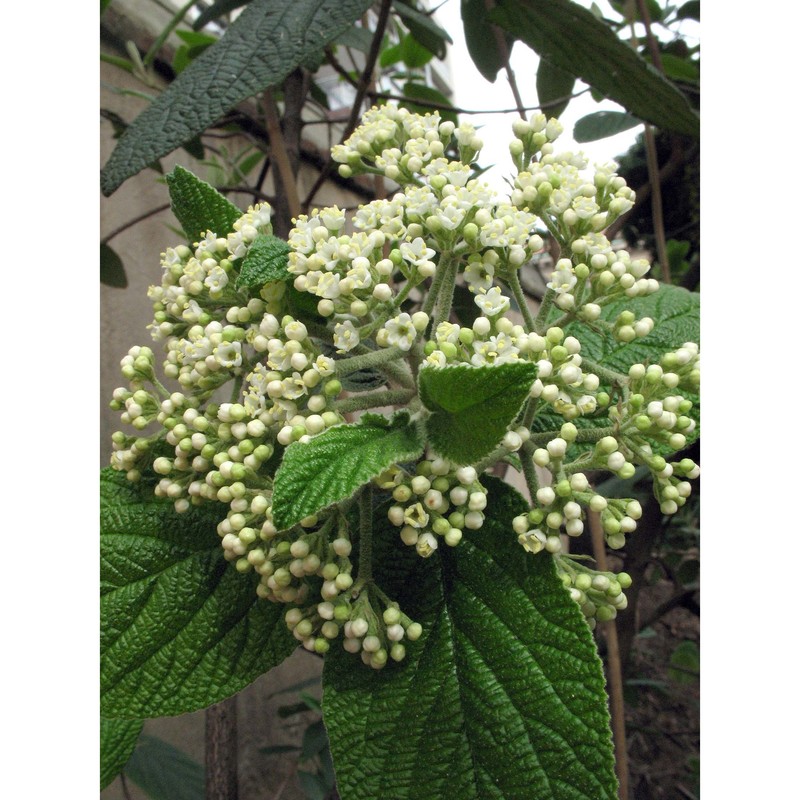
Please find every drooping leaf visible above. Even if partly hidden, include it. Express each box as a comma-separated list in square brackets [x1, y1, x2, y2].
[100, 468, 296, 718]
[100, 717, 143, 789]
[101, 0, 375, 195]
[124, 735, 205, 800]
[574, 110, 642, 143]
[333, 25, 375, 52]
[271, 412, 425, 530]
[676, 0, 700, 21]
[537, 58, 577, 118]
[235, 233, 291, 289]
[419, 362, 537, 464]
[461, 0, 515, 82]
[657, 53, 699, 84]
[324, 478, 618, 800]
[165, 165, 243, 243]
[401, 82, 457, 124]
[192, 0, 253, 30]
[101, 242, 128, 288]
[488, 0, 699, 137]
[394, 0, 452, 59]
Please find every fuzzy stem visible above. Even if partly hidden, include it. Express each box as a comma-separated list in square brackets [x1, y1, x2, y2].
[506, 269, 537, 332]
[420, 251, 456, 317]
[333, 388, 415, 414]
[533, 288, 557, 334]
[528, 425, 616, 448]
[519, 442, 540, 500]
[580, 359, 630, 387]
[335, 347, 405, 377]
[432, 254, 460, 329]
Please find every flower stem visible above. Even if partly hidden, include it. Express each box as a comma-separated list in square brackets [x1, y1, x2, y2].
[432, 253, 460, 329]
[357, 484, 373, 584]
[333, 388, 415, 414]
[534, 288, 556, 333]
[335, 346, 405, 377]
[520, 442, 540, 500]
[528, 425, 616, 448]
[506, 269, 537, 332]
[421, 250, 456, 317]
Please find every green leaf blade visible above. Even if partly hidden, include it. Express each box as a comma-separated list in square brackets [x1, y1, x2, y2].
[166, 165, 243, 243]
[100, 0, 375, 195]
[271, 413, 425, 530]
[489, 0, 699, 137]
[461, 0, 515, 82]
[419, 362, 537, 464]
[100, 717, 143, 789]
[100, 468, 296, 718]
[323, 478, 617, 800]
[124, 735, 205, 800]
[537, 58, 577, 118]
[101, 242, 128, 288]
[235, 233, 291, 290]
[574, 110, 642, 143]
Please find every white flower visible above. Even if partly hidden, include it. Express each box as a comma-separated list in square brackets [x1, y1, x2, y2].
[204, 265, 229, 292]
[215, 341, 242, 368]
[547, 265, 577, 295]
[464, 259, 495, 293]
[400, 237, 436, 267]
[474, 287, 510, 317]
[334, 321, 360, 353]
[383, 313, 417, 351]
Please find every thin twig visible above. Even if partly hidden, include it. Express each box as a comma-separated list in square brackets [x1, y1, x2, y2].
[483, 0, 526, 118]
[302, 0, 394, 211]
[589, 510, 630, 800]
[120, 771, 134, 800]
[264, 89, 302, 220]
[206, 697, 239, 800]
[101, 203, 171, 244]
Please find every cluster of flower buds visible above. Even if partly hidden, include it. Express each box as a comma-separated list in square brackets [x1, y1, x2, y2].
[555, 556, 633, 629]
[384, 459, 489, 557]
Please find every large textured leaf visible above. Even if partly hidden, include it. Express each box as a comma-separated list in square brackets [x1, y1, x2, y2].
[568, 284, 699, 374]
[100, 0, 375, 195]
[100, 468, 296, 718]
[271, 413, 425, 530]
[100, 717, 143, 789]
[324, 478, 618, 800]
[236, 233, 291, 289]
[166, 165, 243, 243]
[420, 362, 537, 464]
[489, 0, 699, 137]
[101, 242, 128, 288]
[125, 735, 205, 800]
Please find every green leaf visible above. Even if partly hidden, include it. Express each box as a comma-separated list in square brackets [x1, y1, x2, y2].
[101, 242, 128, 288]
[537, 58, 577, 118]
[100, 717, 143, 789]
[323, 477, 618, 800]
[567, 284, 699, 376]
[301, 719, 329, 760]
[668, 640, 699, 684]
[461, 0, 515, 82]
[124, 735, 205, 800]
[271, 413, 424, 530]
[193, 0, 252, 30]
[101, 0, 375, 195]
[401, 82, 457, 124]
[676, 0, 700, 21]
[100, 468, 296, 717]
[489, 0, 699, 137]
[574, 110, 642, 143]
[165, 165, 243, 243]
[394, 0, 452, 59]
[298, 771, 329, 800]
[419, 362, 537, 465]
[397, 33, 436, 68]
[658, 53, 699, 84]
[333, 26, 375, 52]
[235, 233, 291, 290]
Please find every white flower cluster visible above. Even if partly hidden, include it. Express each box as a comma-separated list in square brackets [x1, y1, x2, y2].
[383, 459, 490, 556]
[554, 557, 633, 630]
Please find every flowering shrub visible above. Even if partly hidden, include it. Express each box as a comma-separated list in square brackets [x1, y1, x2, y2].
[101, 104, 699, 799]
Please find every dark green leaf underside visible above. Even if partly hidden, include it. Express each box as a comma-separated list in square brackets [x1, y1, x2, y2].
[101, 0, 375, 194]
[324, 478, 617, 800]
[100, 468, 295, 717]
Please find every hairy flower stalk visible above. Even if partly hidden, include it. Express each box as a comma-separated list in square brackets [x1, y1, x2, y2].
[110, 103, 700, 666]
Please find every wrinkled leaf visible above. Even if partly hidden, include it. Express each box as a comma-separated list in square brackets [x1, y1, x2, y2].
[192, 0, 252, 30]
[272, 412, 425, 530]
[236, 233, 291, 289]
[166, 165, 243, 243]
[100, 468, 296, 717]
[100, 717, 143, 789]
[420, 362, 537, 464]
[324, 478, 618, 799]
[101, 0, 375, 194]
